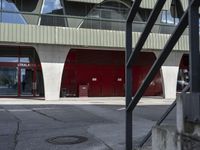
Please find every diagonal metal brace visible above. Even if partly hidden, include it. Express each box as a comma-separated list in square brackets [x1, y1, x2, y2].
[138, 85, 190, 148]
[127, 9, 189, 112]
[127, 0, 167, 68]
[127, 0, 142, 23]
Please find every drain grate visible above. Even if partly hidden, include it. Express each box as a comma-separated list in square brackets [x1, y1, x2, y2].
[46, 135, 88, 145]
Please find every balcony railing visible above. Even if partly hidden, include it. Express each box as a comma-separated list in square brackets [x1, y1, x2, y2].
[0, 10, 191, 35]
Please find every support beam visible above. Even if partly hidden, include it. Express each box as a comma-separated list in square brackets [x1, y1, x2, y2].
[126, 0, 199, 149]
[125, 23, 133, 150]
[127, 0, 167, 68]
[36, 45, 70, 100]
[127, 0, 142, 23]
[189, 2, 200, 92]
[127, 10, 188, 112]
[126, 1, 143, 149]
[125, 0, 169, 147]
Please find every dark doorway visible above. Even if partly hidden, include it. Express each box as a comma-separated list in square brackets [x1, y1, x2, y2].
[0, 46, 44, 97]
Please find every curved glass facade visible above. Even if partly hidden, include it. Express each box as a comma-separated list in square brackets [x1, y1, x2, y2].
[80, 1, 130, 31]
[161, 10, 179, 25]
[0, 0, 27, 24]
[0, 0, 193, 34]
[40, 0, 65, 26]
[42, 0, 62, 14]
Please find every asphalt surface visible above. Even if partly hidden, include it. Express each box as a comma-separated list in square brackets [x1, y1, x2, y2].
[0, 97, 175, 150]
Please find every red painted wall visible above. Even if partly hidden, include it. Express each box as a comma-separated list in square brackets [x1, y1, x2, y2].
[61, 49, 163, 97]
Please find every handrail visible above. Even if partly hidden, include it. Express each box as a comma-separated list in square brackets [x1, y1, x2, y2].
[0, 9, 180, 28]
[127, 0, 167, 68]
[127, 10, 188, 112]
[125, 0, 199, 149]
[127, 0, 142, 23]
[138, 84, 190, 148]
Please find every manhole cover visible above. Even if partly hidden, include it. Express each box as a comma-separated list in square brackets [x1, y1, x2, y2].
[46, 135, 88, 145]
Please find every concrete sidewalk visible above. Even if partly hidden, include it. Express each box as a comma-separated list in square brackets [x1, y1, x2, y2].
[0, 97, 173, 105]
[0, 97, 175, 150]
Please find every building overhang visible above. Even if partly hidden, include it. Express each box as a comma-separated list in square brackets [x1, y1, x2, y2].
[0, 23, 189, 51]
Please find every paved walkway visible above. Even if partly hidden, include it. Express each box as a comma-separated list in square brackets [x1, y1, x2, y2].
[0, 97, 175, 150]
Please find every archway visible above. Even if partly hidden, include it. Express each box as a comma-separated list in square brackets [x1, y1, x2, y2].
[61, 49, 163, 97]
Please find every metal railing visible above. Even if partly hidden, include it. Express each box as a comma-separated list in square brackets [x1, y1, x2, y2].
[0, 9, 190, 34]
[125, 0, 200, 149]
[138, 84, 190, 148]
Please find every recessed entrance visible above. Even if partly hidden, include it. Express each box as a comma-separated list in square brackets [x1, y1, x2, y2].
[0, 46, 44, 97]
[61, 49, 163, 97]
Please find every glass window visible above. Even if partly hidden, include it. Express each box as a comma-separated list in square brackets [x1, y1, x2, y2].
[40, 0, 65, 26]
[80, 1, 131, 31]
[1, 0, 18, 12]
[20, 57, 30, 63]
[88, 2, 129, 20]
[161, 10, 179, 25]
[1, 12, 26, 24]
[0, 57, 18, 62]
[42, 0, 62, 14]
[138, 8, 152, 22]
[0, 0, 38, 12]
[0, 57, 30, 63]
[161, 10, 167, 23]
[0, 67, 18, 96]
[11, 0, 39, 12]
[0, 0, 27, 24]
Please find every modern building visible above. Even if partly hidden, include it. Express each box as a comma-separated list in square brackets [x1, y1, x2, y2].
[0, 0, 190, 100]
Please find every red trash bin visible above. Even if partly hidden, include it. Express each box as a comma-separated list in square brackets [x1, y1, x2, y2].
[79, 85, 88, 97]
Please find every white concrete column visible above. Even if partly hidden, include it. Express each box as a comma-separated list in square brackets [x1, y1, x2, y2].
[154, 51, 183, 99]
[161, 66, 179, 99]
[35, 45, 70, 100]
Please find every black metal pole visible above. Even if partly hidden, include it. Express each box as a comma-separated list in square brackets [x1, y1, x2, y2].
[127, 0, 167, 67]
[127, 10, 188, 112]
[189, 0, 200, 93]
[126, 1, 142, 149]
[126, 22, 133, 150]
